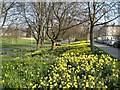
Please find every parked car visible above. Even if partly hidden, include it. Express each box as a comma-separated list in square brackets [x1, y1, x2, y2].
[94, 39, 99, 43]
[94, 40, 102, 43]
[94, 39, 97, 42]
[56, 42, 61, 46]
[106, 40, 110, 45]
[113, 40, 120, 48]
[110, 40, 117, 46]
[106, 40, 117, 46]
[101, 39, 108, 44]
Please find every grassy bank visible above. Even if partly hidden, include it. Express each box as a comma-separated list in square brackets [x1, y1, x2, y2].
[2, 41, 120, 89]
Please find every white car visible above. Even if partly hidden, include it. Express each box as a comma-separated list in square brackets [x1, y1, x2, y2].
[106, 40, 117, 46]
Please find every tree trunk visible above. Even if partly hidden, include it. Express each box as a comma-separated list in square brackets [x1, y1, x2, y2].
[68, 36, 71, 43]
[36, 40, 40, 50]
[90, 25, 95, 53]
[41, 38, 44, 48]
[51, 39, 56, 50]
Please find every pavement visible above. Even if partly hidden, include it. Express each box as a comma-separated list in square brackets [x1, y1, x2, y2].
[94, 43, 120, 60]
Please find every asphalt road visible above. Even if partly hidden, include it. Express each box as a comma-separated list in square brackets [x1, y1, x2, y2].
[95, 43, 120, 60]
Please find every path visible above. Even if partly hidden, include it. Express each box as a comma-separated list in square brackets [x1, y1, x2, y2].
[95, 43, 120, 60]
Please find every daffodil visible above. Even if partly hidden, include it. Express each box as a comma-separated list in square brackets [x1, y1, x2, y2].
[86, 81, 89, 87]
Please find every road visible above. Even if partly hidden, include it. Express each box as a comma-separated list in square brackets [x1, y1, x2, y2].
[95, 43, 120, 60]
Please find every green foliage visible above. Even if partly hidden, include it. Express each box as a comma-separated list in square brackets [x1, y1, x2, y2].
[2, 55, 52, 89]
[56, 39, 63, 42]
[75, 37, 81, 41]
[2, 42, 120, 89]
[75, 38, 87, 42]
[44, 39, 51, 44]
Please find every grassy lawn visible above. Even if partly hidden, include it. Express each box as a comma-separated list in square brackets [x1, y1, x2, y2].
[2, 41, 120, 89]
[44, 39, 52, 44]
[2, 38, 36, 48]
[2, 37, 51, 48]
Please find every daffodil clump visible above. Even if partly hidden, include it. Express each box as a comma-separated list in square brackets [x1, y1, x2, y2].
[2, 42, 120, 89]
[39, 44, 119, 89]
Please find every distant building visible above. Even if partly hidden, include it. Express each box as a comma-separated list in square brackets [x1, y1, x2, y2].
[94, 25, 120, 40]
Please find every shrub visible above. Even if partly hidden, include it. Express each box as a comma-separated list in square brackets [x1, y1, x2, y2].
[56, 39, 63, 42]
[75, 37, 81, 41]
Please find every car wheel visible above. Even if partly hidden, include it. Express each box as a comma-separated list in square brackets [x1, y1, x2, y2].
[113, 44, 115, 47]
[115, 44, 117, 48]
[113, 44, 116, 47]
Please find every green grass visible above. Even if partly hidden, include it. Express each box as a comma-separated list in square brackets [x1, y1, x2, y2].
[44, 39, 52, 44]
[2, 37, 52, 48]
[2, 37, 36, 48]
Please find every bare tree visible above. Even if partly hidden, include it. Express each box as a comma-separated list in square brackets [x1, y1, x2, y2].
[59, 24, 87, 43]
[46, 2, 88, 50]
[0, 1, 15, 27]
[1, 2, 88, 50]
[87, 1, 120, 53]
[20, 2, 47, 50]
